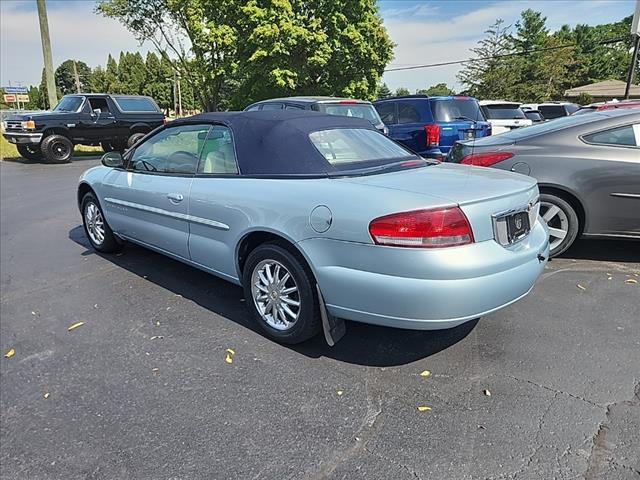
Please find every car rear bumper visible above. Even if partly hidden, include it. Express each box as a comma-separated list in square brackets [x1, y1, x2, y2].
[3, 132, 43, 144]
[298, 220, 549, 330]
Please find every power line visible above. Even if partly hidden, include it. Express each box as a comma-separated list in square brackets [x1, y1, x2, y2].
[384, 37, 627, 72]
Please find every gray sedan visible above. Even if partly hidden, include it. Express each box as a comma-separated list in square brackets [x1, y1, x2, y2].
[448, 110, 640, 256]
[78, 110, 548, 344]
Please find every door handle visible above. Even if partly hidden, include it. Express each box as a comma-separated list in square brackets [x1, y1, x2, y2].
[167, 193, 184, 203]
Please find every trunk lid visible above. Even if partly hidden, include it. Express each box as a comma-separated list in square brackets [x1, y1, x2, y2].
[341, 163, 539, 242]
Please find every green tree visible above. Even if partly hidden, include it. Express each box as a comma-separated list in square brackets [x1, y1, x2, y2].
[395, 87, 410, 96]
[90, 66, 108, 93]
[143, 52, 173, 113]
[97, 0, 394, 111]
[55, 59, 92, 94]
[377, 82, 391, 99]
[117, 51, 147, 95]
[416, 83, 455, 96]
[104, 54, 120, 93]
[25, 86, 44, 110]
[457, 19, 517, 99]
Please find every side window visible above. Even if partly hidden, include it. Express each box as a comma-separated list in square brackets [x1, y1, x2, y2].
[397, 102, 420, 124]
[376, 102, 397, 124]
[583, 124, 639, 147]
[88, 97, 111, 114]
[130, 124, 211, 174]
[285, 104, 304, 110]
[261, 103, 283, 110]
[198, 125, 238, 175]
[246, 105, 261, 111]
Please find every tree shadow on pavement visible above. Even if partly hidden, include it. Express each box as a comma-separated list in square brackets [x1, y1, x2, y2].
[69, 225, 476, 367]
[560, 238, 640, 264]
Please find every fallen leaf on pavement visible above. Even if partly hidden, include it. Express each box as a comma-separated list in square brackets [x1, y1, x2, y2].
[417, 406, 432, 412]
[420, 370, 431, 378]
[225, 348, 235, 364]
[150, 335, 164, 340]
[5, 348, 15, 359]
[483, 389, 492, 396]
[152, 368, 159, 373]
[625, 278, 637, 284]
[576, 284, 586, 291]
[44, 393, 50, 399]
[337, 390, 343, 396]
[155, 321, 160, 326]
[67, 322, 84, 332]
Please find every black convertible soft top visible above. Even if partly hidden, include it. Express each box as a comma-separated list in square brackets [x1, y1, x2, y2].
[171, 110, 378, 175]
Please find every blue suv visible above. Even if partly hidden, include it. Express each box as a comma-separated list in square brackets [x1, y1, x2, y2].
[373, 95, 491, 159]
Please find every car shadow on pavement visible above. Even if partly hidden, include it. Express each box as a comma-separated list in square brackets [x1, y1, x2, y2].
[3, 155, 102, 164]
[69, 225, 476, 367]
[559, 238, 640, 263]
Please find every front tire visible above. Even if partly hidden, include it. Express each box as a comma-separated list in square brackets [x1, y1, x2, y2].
[539, 193, 579, 257]
[127, 132, 146, 149]
[81, 193, 121, 253]
[242, 243, 321, 344]
[16, 144, 42, 162]
[41, 134, 73, 164]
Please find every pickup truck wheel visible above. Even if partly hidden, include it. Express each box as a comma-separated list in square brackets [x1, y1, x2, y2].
[16, 144, 43, 162]
[41, 134, 73, 164]
[127, 132, 146, 149]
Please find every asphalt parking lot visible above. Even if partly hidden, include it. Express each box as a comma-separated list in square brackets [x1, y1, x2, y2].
[1, 157, 638, 480]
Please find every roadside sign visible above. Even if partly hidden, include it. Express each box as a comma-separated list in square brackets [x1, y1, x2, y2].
[633, 0, 640, 36]
[17, 94, 29, 102]
[3, 86, 28, 94]
[3, 94, 16, 103]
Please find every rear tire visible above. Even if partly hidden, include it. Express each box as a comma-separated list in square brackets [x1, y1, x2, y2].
[81, 192, 121, 253]
[539, 193, 579, 257]
[242, 243, 321, 344]
[16, 144, 42, 162]
[41, 134, 73, 164]
[127, 132, 146, 149]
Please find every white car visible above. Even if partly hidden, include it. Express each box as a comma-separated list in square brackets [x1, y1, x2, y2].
[479, 101, 532, 135]
[520, 102, 580, 120]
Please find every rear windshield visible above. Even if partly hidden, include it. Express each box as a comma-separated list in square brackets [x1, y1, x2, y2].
[112, 96, 160, 112]
[538, 105, 566, 119]
[54, 96, 84, 112]
[525, 111, 544, 121]
[431, 98, 484, 122]
[318, 103, 382, 125]
[481, 105, 526, 120]
[500, 112, 603, 140]
[309, 128, 420, 172]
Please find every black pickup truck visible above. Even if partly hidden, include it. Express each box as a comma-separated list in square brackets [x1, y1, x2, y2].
[2, 94, 165, 163]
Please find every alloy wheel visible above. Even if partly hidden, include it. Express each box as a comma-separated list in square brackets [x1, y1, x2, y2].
[540, 201, 569, 252]
[251, 259, 300, 331]
[85, 202, 105, 246]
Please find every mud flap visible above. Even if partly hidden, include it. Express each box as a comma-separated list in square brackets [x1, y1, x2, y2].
[316, 284, 345, 346]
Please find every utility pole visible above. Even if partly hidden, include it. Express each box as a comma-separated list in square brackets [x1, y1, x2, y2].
[73, 60, 81, 93]
[625, 0, 640, 99]
[172, 70, 178, 116]
[36, 0, 57, 109]
[176, 72, 183, 116]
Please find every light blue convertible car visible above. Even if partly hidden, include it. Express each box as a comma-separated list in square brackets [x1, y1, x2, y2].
[78, 110, 549, 344]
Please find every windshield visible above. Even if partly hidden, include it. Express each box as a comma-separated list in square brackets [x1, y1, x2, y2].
[318, 103, 382, 125]
[525, 111, 544, 121]
[431, 98, 484, 122]
[481, 105, 526, 120]
[53, 96, 84, 112]
[538, 105, 566, 119]
[500, 112, 603, 140]
[309, 128, 422, 173]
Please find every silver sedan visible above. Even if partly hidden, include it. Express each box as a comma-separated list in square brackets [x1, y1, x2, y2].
[78, 110, 549, 344]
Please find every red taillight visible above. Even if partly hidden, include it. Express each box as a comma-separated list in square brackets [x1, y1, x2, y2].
[369, 207, 474, 248]
[460, 152, 513, 167]
[424, 124, 440, 146]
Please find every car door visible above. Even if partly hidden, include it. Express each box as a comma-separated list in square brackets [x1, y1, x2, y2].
[85, 96, 118, 140]
[578, 122, 640, 235]
[188, 124, 243, 280]
[101, 123, 211, 259]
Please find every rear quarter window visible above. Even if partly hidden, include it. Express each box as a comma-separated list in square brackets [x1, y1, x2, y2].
[113, 97, 160, 112]
[582, 124, 639, 147]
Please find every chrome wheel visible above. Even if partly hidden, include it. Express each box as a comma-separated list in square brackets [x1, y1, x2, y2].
[251, 259, 300, 331]
[85, 202, 105, 246]
[540, 201, 569, 252]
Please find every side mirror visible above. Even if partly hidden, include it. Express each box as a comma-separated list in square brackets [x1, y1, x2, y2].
[101, 151, 124, 168]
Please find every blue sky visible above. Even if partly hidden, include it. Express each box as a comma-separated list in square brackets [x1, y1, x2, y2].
[1, 0, 637, 92]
